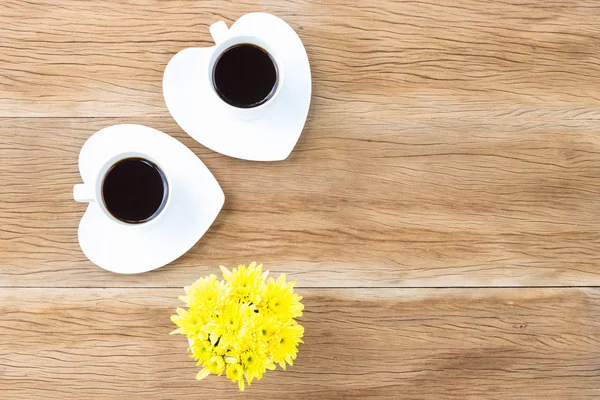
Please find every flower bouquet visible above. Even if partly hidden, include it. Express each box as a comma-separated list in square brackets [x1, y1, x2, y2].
[171, 262, 304, 391]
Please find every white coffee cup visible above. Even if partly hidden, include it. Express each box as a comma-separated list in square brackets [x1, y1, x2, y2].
[163, 12, 312, 161]
[207, 20, 285, 113]
[74, 124, 224, 274]
[74, 152, 169, 226]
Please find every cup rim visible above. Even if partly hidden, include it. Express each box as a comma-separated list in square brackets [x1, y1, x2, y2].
[93, 152, 171, 227]
[207, 35, 284, 112]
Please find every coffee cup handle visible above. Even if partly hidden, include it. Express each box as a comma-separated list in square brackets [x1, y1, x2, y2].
[73, 184, 94, 203]
[210, 21, 230, 45]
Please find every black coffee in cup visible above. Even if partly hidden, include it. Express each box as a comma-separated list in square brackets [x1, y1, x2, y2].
[101, 157, 168, 224]
[212, 44, 278, 108]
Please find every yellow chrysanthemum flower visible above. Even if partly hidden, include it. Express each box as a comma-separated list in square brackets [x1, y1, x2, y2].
[269, 320, 304, 370]
[251, 313, 280, 349]
[171, 262, 304, 391]
[189, 338, 214, 364]
[170, 307, 205, 337]
[219, 262, 266, 304]
[257, 274, 304, 321]
[196, 355, 225, 380]
[179, 274, 226, 313]
[201, 301, 254, 351]
[239, 346, 276, 386]
[226, 363, 245, 391]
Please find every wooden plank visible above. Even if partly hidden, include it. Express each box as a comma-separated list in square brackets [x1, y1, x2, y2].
[1, 0, 600, 118]
[0, 288, 598, 399]
[2, 117, 600, 287]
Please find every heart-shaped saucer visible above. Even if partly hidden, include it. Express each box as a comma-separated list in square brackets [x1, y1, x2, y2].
[74, 124, 224, 274]
[163, 12, 312, 161]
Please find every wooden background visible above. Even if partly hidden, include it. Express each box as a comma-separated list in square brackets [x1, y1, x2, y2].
[1, 0, 599, 398]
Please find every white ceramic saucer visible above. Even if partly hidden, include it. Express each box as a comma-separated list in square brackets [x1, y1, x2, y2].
[74, 124, 224, 274]
[163, 12, 311, 161]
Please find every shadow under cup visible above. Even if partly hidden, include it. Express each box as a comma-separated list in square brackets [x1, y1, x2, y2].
[212, 43, 279, 108]
[101, 157, 168, 224]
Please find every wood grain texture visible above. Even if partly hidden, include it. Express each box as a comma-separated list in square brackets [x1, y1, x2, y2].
[1, 0, 600, 397]
[1, 0, 600, 119]
[1, 288, 599, 399]
[1, 117, 600, 287]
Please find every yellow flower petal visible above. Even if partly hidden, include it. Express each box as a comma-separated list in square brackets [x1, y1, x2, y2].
[224, 356, 237, 364]
[172, 263, 304, 392]
[196, 368, 211, 381]
[219, 265, 232, 280]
